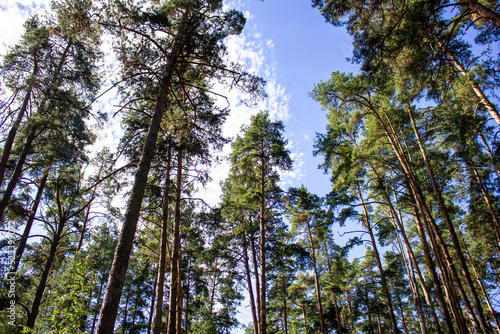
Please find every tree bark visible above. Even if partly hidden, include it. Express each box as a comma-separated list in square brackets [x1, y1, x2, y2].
[304, 218, 326, 334]
[259, 154, 267, 334]
[435, 38, 500, 127]
[0, 126, 38, 220]
[0, 85, 33, 188]
[243, 233, 259, 334]
[356, 183, 400, 334]
[152, 148, 172, 334]
[407, 104, 489, 331]
[27, 181, 66, 328]
[147, 269, 157, 334]
[10, 165, 49, 274]
[282, 279, 288, 334]
[458, 0, 500, 28]
[250, 233, 261, 324]
[167, 148, 183, 334]
[369, 163, 444, 334]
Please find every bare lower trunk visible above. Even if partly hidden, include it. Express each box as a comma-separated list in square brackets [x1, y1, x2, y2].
[250, 234, 261, 319]
[147, 270, 157, 334]
[167, 148, 183, 334]
[91, 274, 106, 334]
[408, 105, 489, 331]
[356, 183, 400, 334]
[305, 219, 326, 334]
[152, 148, 172, 334]
[259, 155, 266, 334]
[243, 234, 259, 334]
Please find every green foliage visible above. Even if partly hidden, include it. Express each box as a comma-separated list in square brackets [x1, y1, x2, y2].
[47, 258, 95, 333]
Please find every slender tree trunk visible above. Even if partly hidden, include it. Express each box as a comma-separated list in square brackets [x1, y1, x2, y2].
[356, 183, 400, 334]
[122, 293, 130, 333]
[304, 218, 326, 334]
[467, 158, 500, 242]
[152, 148, 172, 334]
[176, 272, 183, 334]
[0, 126, 38, 220]
[27, 181, 65, 328]
[91, 274, 106, 334]
[411, 188, 469, 334]
[392, 222, 427, 334]
[95, 15, 186, 332]
[259, 154, 267, 334]
[282, 280, 288, 334]
[433, 37, 500, 126]
[373, 105, 470, 333]
[301, 304, 308, 325]
[478, 130, 500, 179]
[10, 166, 49, 274]
[250, 233, 261, 322]
[408, 104, 489, 331]
[457, 0, 500, 28]
[458, 228, 500, 334]
[147, 269, 157, 334]
[0, 85, 33, 188]
[167, 148, 183, 334]
[369, 163, 443, 334]
[185, 277, 190, 334]
[243, 233, 259, 334]
[77, 187, 97, 252]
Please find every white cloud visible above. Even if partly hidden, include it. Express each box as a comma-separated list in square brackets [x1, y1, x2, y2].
[0, 0, 51, 55]
[198, 14, 293, 206]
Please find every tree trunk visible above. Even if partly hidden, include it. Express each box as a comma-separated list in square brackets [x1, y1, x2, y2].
[122, 293, 130, 333]
[259, 154, 267, 334]
[0, 126, 38, 220]
[147, 269, 157, 334]
[10, 166, 49, 274]
[91, 274, 107, 334]
[478, 130, 500, 179]
[304, 218, 326, 334]
[467, 157, 500, 243]
[356, 183, 400, 334]
[95, 14, 186, 332]
[243, 233, 259, 334]
[152, 148, 172, 334]
[434, 37, 500, 126]
[176, 274, 183, 334]
[27, 181, 65, 328]
[458, 228, 500, 334]
[282, 280, 288, 334]
[408, 104, 489, 331]
[0, 86, 33, 188]
[458, 0, 500, 28]
[250, 233, 261, 322]
[167, 148, 183, 334]
[369, 163, 443, 334]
